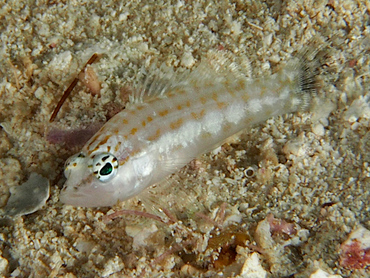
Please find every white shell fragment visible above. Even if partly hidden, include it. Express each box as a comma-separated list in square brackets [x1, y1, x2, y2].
[309, 269, 342, 278]
[3, 173, 50, 217]
[343, 96, 370, 122]
[239, 252, 267, 278]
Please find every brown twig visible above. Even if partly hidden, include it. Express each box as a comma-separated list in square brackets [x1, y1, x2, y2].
[160, 207, 177, 224]
[49, 53, 99, 122]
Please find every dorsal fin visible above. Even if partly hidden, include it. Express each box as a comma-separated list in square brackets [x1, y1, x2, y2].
[128, 63, 182, 105]
[127, 50, 252, 106]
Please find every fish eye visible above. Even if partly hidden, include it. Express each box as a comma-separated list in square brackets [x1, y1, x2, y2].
[91, 153, 119, 182]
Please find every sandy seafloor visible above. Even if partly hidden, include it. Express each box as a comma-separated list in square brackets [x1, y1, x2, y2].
[0, 0, 370, 277]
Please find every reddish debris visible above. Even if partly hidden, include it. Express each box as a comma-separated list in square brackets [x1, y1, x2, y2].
[49, 42, 57, 48]
[340, 240, 370, 269]
[348, 59, 357, 68]
[79, 65, 101, 96]
[266, 214, 297, 236]
[339, 226, 370, 269]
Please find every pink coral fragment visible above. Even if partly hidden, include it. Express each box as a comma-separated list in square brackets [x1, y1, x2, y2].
[266, 214, 297, 236]
[340, 240, 370, 269]
[339, 226, 370, 269]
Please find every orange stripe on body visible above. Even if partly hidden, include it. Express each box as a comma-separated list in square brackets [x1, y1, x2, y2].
[114, 141, 122, 152]
[147, 129, 161, 141]
[217, 102, 226, 109]
[159, 110, 169, 117]
[170, 118, 184, 130]
[130, 128, 138, 135]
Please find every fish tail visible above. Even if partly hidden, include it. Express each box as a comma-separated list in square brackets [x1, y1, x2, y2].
[295, 41, 329, 111]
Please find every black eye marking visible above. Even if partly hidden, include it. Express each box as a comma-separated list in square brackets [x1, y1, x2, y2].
[91, 153, 119, 182]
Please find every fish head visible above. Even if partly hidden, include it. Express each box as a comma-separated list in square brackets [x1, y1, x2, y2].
[59, 149, 157, 207]
[60, 152, 122, 207]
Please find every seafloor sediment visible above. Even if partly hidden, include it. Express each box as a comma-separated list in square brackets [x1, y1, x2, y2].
[0, 1, 369, 277]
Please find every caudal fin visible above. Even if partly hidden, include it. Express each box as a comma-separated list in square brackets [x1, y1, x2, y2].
[296, 40, 329, 111]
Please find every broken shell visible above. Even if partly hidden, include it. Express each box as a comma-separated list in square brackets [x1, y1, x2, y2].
[244, 165, 258, 178]
[3, 172, 50, 217]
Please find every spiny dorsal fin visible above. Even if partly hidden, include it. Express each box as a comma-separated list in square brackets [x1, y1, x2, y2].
[127, 50, 252, 106]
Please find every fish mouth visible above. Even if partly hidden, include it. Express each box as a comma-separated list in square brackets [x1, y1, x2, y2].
[59, 182, 117, 207]
[59, 187, 88, 206]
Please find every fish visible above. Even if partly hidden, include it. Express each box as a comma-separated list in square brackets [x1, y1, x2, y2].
[59, 50, 321, 207]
